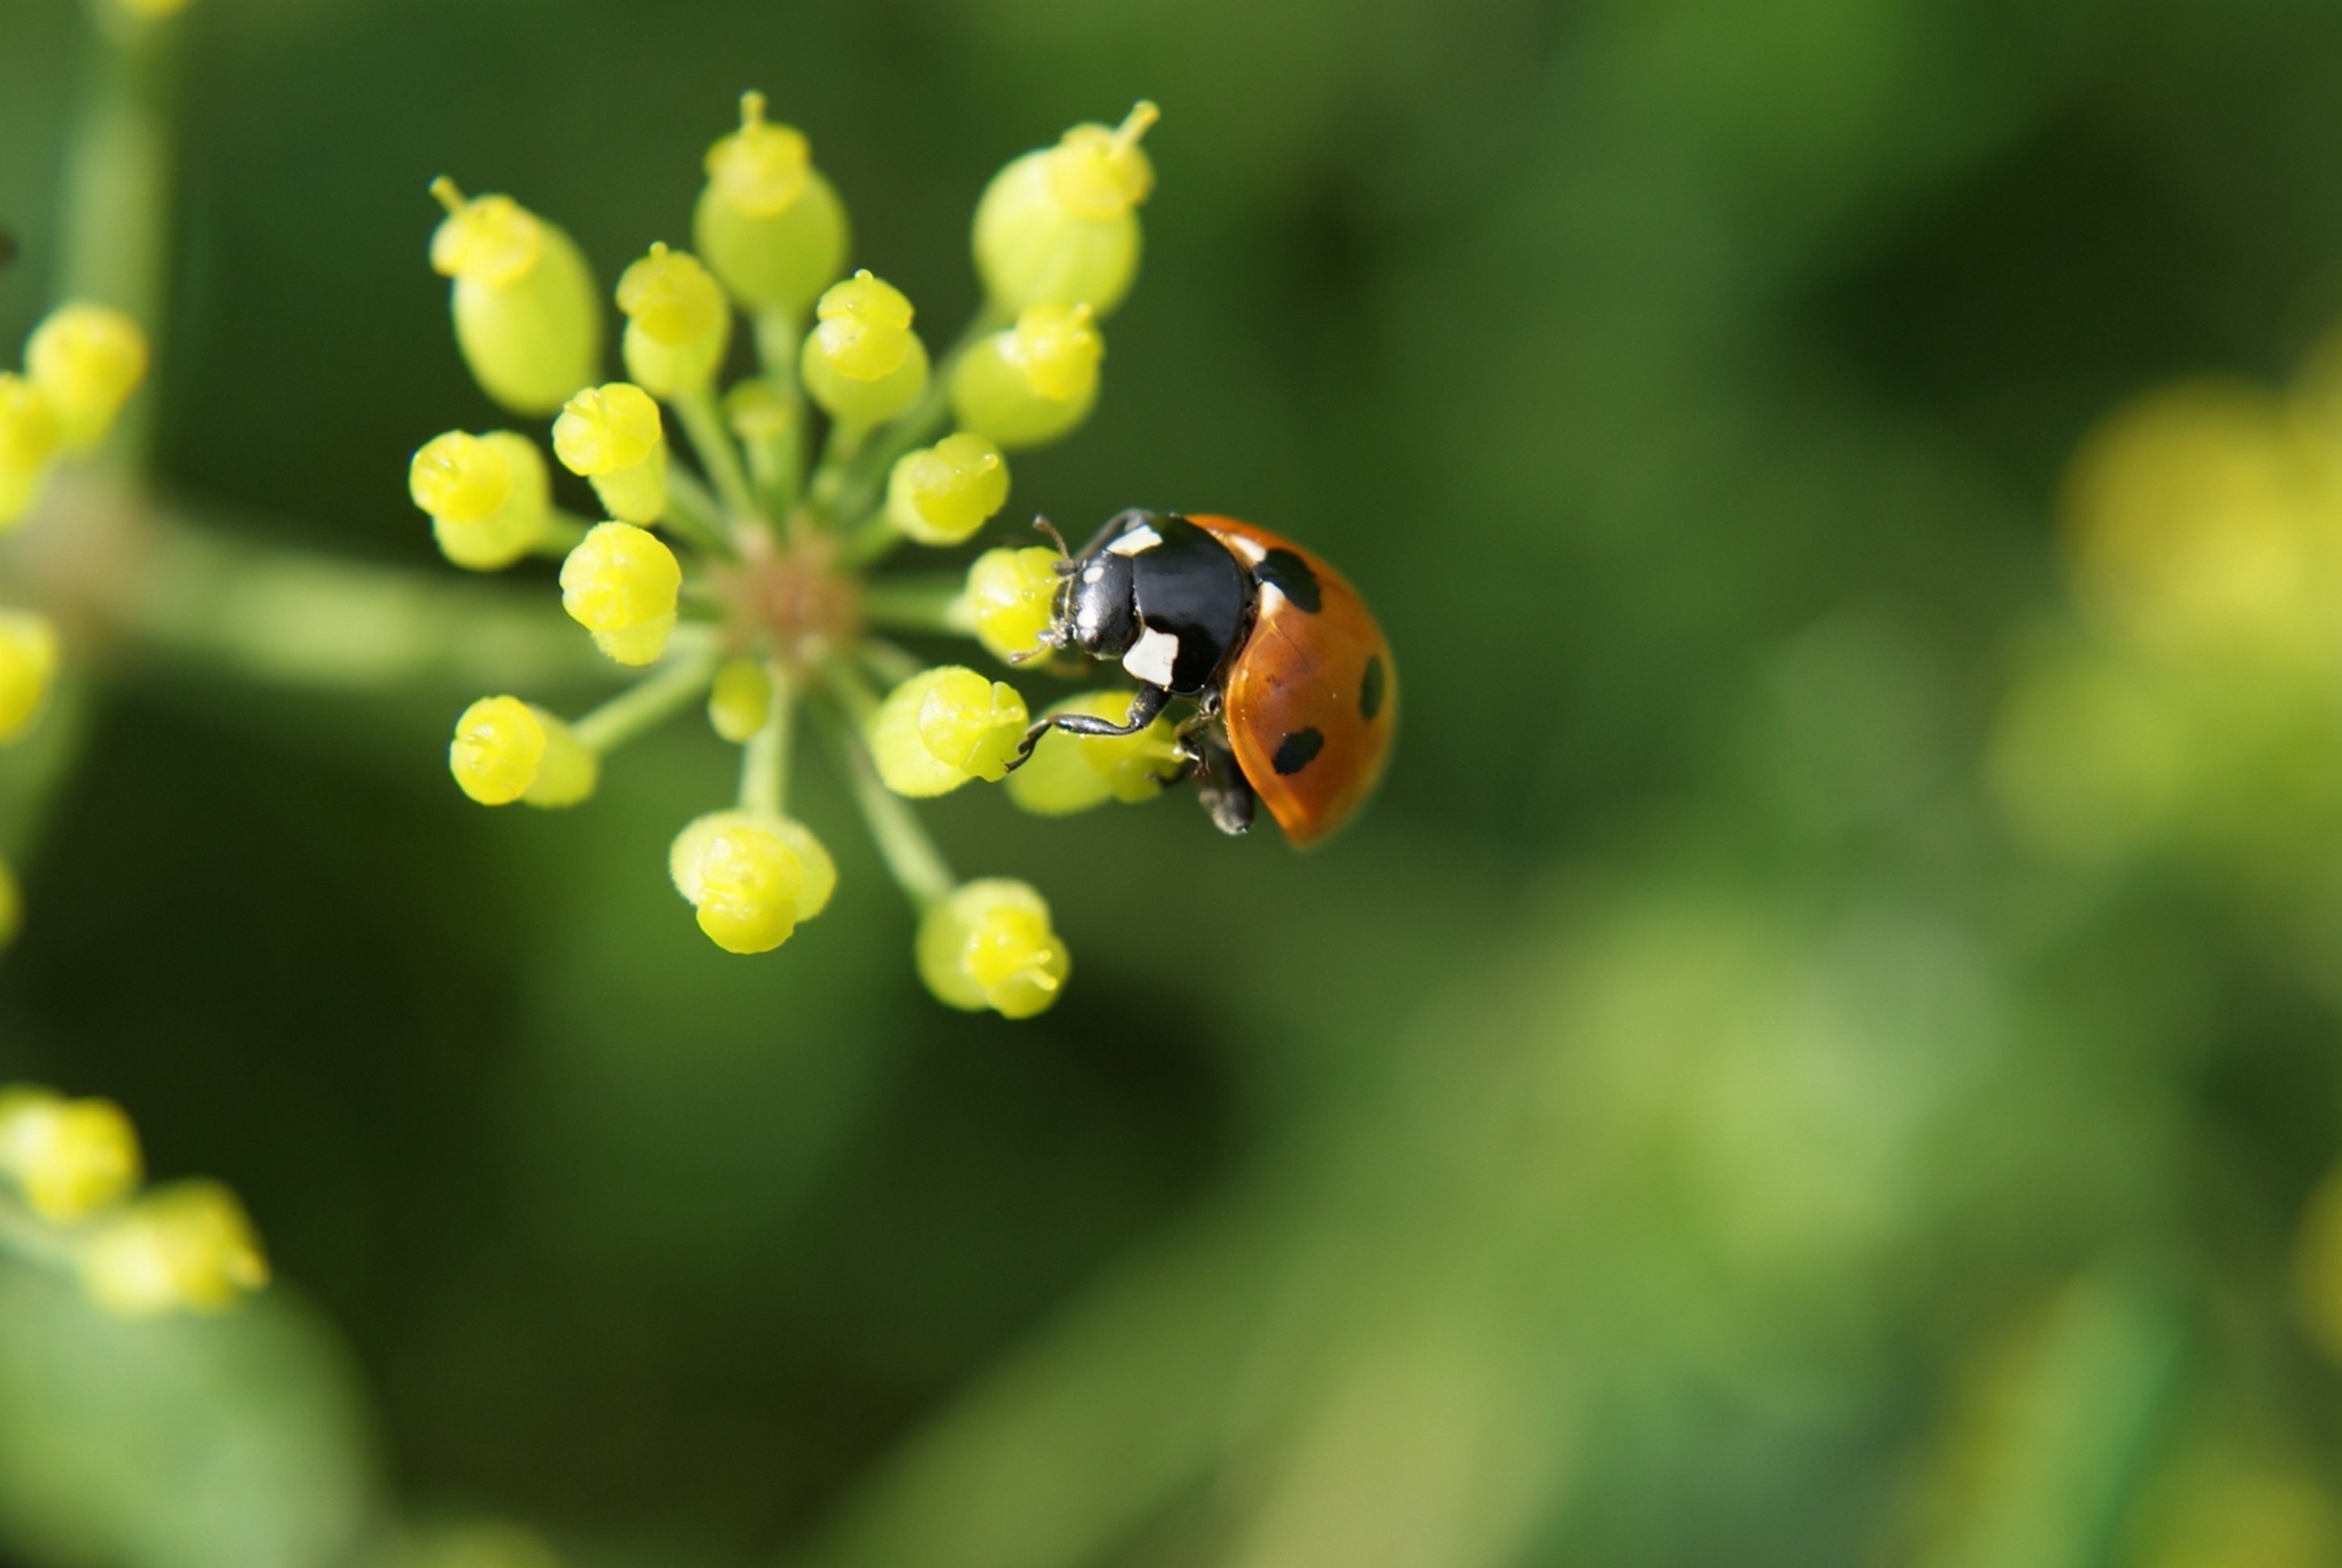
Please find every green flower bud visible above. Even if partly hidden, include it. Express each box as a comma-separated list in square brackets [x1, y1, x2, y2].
[694, 92, 852, 315]
[1004, 690, 1183, 815]
[552, 382, 669, 524]
[801, 272, 929, 427]
[966, 545, 1062, 662]
[0, 375, 62, 530]
[886, 433, 1010, 546]
[868, 666, 1029, 797]
[707, 658, 774, 742]
[669, 809, 835, 954]
[617, 244, 733, 398]
[948, 305, 1102, 450]
[408, 430, 552, 571]
[972, 103, 1157, 318]
[915, 878, 1070, 1019]
[429, 180, 602, 416]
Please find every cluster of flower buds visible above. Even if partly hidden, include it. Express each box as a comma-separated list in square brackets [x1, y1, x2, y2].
[417, 95, 1168, 1017]
[0, 1084, 267, 1315]
[0, 301, 151, 949]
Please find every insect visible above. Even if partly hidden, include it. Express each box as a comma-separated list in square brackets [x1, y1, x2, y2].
[1008, 509, 1396, 847]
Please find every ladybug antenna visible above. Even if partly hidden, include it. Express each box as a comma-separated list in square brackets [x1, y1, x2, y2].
[1032, 515, 1074, 572]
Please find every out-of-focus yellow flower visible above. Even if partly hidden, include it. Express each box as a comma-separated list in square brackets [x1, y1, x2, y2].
[116, 0, 199, 18]
[964, 545, 1063, 662]
[552, 382, 670, 525]
[868, 666, 1029, 797]
[801, 271, 928, 427]
[915, 878, 1069, 1018]
[695, 91, 850, 316]
[0, 1088, 142, 1223]
[408, 429, 554, 571]
[449, 696, 599, 807]
[618, 244, 732, 399]
[886, 433, 1009, 546]
[1004, 690, 1183, 814]
[78, 1180, 269, 1316]
[1986, 650, 2189, 864]
[949, 305, 1103, 450]
[559, 522, 683, 666]
[972, 103, 1157, 317]
[429, 180, 602, 415]
[0, 610, 61, 744]
[707, 658, 774, 743]
[0, 374, 63, 530]
[670, 809, 834, 953]
[25, 302, 149, 453]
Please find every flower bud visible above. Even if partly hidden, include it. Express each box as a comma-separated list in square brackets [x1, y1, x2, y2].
[972, 103, 1157, 318]
[0, 610, 61, 744]
[449, 696, 599, 807]
[694, 92, 852, 316]
[78, 1181, 269, 1316]
[965, 546, 1063, 662]
[559, 522, 683, 666]
[617, 244, 732, 398]
[886, 433, 1010, 545]
[0, 374, 62, 530]
[1004, 690, 1185, 815]
[408, 430, 552, 570]
[552, 382, 669, 524]
[948, 306, 1103, 450]
[868, 666, 1029, 797]
[0, 1088, 142, 1223]
[25, 303, 149, 453]
[429, 180, 602, 415]
[801, 271, 929, 427]
[670, 809, 835, 953]
[707, 657, 774, 742]
[915, 878, 1070, 1019]
[119, 0, 198, 16]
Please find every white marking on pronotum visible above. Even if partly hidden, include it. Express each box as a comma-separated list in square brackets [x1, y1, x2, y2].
[1220, 534, 1266, 566]
[1082, 563, 1106, 585]
[1122, 626, 1180, 687]
[1105, 523, 1164, 556]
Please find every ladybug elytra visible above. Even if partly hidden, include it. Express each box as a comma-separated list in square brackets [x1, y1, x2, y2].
[1007, 509, 1396, 847]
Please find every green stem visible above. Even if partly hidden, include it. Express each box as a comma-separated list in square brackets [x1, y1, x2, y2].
[805, 417, 873, 522]
[738, 660, 793, 816]
[570, 646, 720, 753]
[58, 6, 177, 478]
[839, 509, 904, 569]
[750, 309, 808, 516]
[813, 681, 955, 910]
[859, 637, 923, 687]
[530, 512, 592, 559]
[673, 388, 763, 530]
[858, 574, 974, 636]
[660, 468, 732, 556]
[0, 1194, 76, 1274]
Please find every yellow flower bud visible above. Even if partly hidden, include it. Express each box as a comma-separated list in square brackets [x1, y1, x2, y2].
[801, 271, 929, 426]
[617, 243, 732, 398]
[78, 1181, 269, 1317]
[25, 303, 149, 453]
[449, 696, 599, 807]
[948, 306, 1103, 450]
[0, 374, 63, 530]
[695, 91, 852, 315]
[408, 430, 552, 570]
[966, 546, 1063, 663]
[0, 1088, 142, 1223]
[117, 0, 197, 16]
[0, 610, 61, 744]
[429, 180, 602, 415]
[972, 103, 1157, 318]
[915, 878, 1070, 1019]
[559, 522, 682, 666]
[707, 657, 774, 742]
[0, 858, 17, 950]
[886, 433, 1010, 546]
[670, 809, 835, 953]
[867, 666, 1029, 797]
[552, 382, 669, 525]
[1004, 690, 1184, 815]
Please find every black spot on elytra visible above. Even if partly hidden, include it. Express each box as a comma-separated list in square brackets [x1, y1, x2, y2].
[1272, 728, 1324, 775]
[1359, 655, 1386, 721]
[1256, 548, 1321, 613]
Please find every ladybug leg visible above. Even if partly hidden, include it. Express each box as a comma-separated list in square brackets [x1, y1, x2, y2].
[1001, 684, 1171, 772]
[1187, 729, 1254, 836]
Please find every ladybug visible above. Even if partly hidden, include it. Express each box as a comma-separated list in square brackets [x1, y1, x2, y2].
[1008, 509, 1397, 847]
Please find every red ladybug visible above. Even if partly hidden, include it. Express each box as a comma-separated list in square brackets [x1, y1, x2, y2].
[1008, 509, 1396, 847]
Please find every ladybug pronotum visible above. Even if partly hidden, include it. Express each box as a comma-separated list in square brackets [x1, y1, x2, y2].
[1008, 509, 1397, 847]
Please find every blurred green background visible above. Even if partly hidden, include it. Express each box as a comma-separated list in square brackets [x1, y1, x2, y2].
[8, 0, 2342, 1563]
